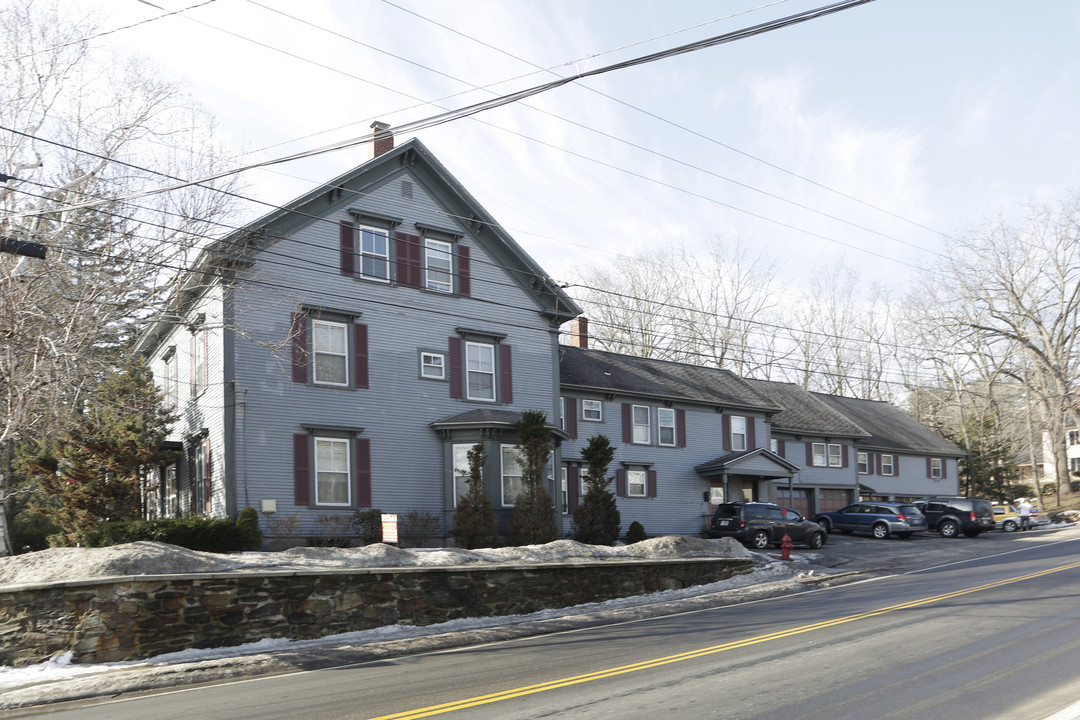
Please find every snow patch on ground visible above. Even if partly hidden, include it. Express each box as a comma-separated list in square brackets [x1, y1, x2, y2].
[0, 536, 752, 588]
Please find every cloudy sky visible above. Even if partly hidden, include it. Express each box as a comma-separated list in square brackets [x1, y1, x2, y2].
[74, 0, 1080, 293]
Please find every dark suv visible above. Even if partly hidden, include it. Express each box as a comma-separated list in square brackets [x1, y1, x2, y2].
[912, 497, 996, 538]
[708, 502, 828, 550]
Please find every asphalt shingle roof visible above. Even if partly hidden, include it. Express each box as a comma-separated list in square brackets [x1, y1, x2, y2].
[811, 392, 964, 456]
[743, 379, 869, 439]
[559, 346, 779, 412]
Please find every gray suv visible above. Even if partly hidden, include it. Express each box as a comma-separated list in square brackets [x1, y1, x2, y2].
[708, 502, 828, 550]
[912, 497, 996, 538]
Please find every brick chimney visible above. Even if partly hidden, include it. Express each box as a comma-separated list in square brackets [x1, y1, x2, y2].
[568, 316, 589, 348]
[370, 121, 393, 159]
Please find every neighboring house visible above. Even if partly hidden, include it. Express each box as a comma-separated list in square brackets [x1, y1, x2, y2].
[136, 127, 580, 541]
[810, 393, 964, 502]
[135, 127, 963, 545]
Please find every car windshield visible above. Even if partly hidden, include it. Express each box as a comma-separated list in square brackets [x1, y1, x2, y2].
[898, 505, 921, 516]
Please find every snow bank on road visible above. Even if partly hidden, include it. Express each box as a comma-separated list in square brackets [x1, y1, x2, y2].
[0, 535, 753, 588]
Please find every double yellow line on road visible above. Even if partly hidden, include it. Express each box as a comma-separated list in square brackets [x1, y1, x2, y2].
[370, 560, 1080, 719]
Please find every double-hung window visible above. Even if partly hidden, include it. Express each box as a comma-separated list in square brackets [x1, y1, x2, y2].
[857, 451, 869, 474]
[466, 341, 496, 401]
[315, 438, 351, 506]
[501, 445, 523, 506]
[632, 405, 650, 444]
[881, 454, 895, 476]
[658, 408, 676, 446]
[812, 442, 842, 467]
[162, 348, 177, 410]
[730, 416, 747, 452]
[452, 444, 472, 506]
[359, 226, 390, 281]
[191, 327, 206, 397]
[582, 399, 602, 421]
[828, 444, 843, 467]
[627, 468, 647, 497]
[312, 320, 349, 386]
[929, 457, 943, 479]
[425, 238, 453, 292]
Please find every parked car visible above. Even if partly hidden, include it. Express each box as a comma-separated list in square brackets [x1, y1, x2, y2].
[814, 502, 927, 539]
[992, 503, 1050, 532]
[912, 497, 996, 538]
[708, 502, 828, 550]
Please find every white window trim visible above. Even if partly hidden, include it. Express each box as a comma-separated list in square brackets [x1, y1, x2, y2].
[627, 468, 647, 497]
[191, 329, 207, 397]
[560, 466, 568, 515]
[451, 443, 472, 508]
[770, 438, 779, 454]
[314, 437, 352, 506]
[582, 399, 603, 422]
[312, 319, 349, 387]
[424, 237, 453, 293]
[359, 225, 390, 282]
[558, 397, 567, 431]
[420, 351, 446, 380]
[658, 408, 676, 447]
[930, 457, 943, 479]
[812, 442, 827, 467]
[500, 444, 523, 506]
[857, 451, 869, 475]
[162, 351, 177, 410]
[631, 404, 651, 444]
[730, 416, 747, 452]
[881, 454, 895, 476]
[465, 341, 497, 402]
[828, 444, 843, 468]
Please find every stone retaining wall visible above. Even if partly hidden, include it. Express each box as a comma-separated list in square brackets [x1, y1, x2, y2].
[0, 557, 752, 666]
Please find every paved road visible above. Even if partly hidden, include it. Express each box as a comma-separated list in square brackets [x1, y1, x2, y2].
[18, 525, 1080, 720]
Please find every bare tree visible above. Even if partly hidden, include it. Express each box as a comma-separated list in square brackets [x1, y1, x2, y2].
[0, 0, 240, 554]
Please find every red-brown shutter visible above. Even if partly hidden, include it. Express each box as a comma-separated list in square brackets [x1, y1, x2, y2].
[395, 232, 422, 287]
[291, 312, 308, 384]
[676, 409, 687, 448]
[448, 337, 463, 399]
[566, 397, 578, 440]
[616, 468, 627, 497]
[621, 404, 631, 444]
[356, 437, 372, 507]
[747, 418, 756, 450]
[941, 459, 947, 479]
[457, 244, 471, 297]
[340, 220, 355, 276]
[894, 456, 900, 475]
[722, 415, 731, 452]
[842, 445, 849, 468]
[187, 445, 195, 512]
[926, 458, 932, 478]
[806, 442, 814, 466]
[647, 470, 658, 498]
[293, 434, 310, 506]
[876, 454, 882, 475]
[353, 323, 369, 389]
[499, 344, 513, 403]
[568, 464, 580, 511]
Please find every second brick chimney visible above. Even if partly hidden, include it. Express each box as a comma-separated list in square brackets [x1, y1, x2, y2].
[568, 316, 589, 349]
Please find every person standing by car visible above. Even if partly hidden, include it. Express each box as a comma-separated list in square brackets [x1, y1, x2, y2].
[1017, 498, 1034, 531]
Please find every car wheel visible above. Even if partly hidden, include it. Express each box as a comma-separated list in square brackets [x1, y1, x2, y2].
[1002, 520, 1017, 532]
[940, 520, 959, 538]
[872, 523, 890, 539]
[750, 530, 771, 550]
[818, 517, 833, 533]
[808, 532, 825, 549]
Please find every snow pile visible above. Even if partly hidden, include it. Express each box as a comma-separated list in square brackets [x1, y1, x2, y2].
[0, 536, 752, 589]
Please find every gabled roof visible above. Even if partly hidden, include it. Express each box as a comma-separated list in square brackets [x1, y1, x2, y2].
[694, 448, 801, 478]
[811, 392, 964, 456]
[559, 345, 779, 412]
[743, 379, 869, 439]
[136, 137, 580, 354]
[429, 409, 568, 439]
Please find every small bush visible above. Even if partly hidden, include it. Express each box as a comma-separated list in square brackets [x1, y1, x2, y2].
[11, 510, 60, 554]
[235, 507, 262, 550]
[266, 513, 303, 548]
[310, 514, 353, 547]
[77, 515, 249, 552]
[352, 508, 383, 545]
[400, 509, 441, 548]
[625, 521, 647, 544]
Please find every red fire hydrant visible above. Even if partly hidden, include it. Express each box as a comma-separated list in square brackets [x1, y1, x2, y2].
[780, 533, 793, 561]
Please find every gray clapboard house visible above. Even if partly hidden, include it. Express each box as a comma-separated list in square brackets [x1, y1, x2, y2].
[136, 129, 579, 540]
